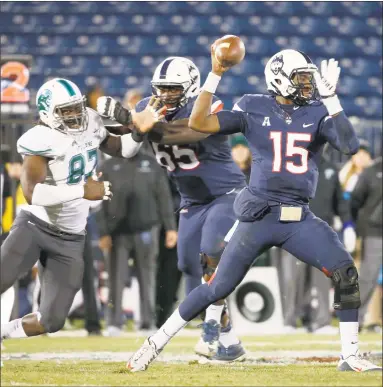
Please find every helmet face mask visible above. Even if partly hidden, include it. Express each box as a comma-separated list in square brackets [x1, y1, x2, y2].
[151, 57, 200, 115]
[151, 85, 185, 112]
[54, 97, 88, 134]
[265, 50, 318, 106]
[36, 78, 88, 135]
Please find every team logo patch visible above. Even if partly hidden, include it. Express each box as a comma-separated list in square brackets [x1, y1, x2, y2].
[37, 89, 52, 112]
[270, 55, 284, 75]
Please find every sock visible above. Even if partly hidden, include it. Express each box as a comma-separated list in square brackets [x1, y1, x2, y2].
[339, 322, 359, 358]
[219, 325, 240, 347]
[205, 304, 224, 323]
[1, 318, 28, 339]
[150, 309, 187, 350]
[1, 287, 15, 324]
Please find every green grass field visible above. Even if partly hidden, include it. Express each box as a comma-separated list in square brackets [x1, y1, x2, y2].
[1, 332, 382, 386]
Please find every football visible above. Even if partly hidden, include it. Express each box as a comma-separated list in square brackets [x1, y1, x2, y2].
[213, 35, 246, 67]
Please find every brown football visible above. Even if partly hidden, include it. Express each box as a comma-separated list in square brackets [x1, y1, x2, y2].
[213, 35, 246, 67]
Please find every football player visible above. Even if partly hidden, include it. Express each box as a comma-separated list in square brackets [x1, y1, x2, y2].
[0, 78, 164, 342]
[126, 47, 382, 372]
[97, 57, 247, 361]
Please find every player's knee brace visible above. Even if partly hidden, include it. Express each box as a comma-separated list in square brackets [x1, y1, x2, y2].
[331, 263, 361, 310]
[200, 252, 220, 279]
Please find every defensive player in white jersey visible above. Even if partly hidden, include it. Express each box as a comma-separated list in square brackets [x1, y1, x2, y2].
[0, 78, 165, 342]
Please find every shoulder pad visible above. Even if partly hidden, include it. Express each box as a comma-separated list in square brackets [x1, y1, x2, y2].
[86, 108, 109, 142]
[17, 125, 61, 158]
[232, 94, 269, 113]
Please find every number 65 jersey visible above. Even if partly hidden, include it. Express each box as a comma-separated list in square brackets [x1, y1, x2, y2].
[136, 96, 246, 207]
[16, 108, 108, 234]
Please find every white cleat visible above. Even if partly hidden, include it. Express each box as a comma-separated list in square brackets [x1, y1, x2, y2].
[338, 350, 382, 372]
[127, 338, 160, 372]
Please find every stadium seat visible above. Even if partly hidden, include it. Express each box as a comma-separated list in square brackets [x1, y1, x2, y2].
[1, 1, 380, 120]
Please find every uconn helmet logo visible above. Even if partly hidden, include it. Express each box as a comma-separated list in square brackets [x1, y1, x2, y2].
[270, 55, 284, 75]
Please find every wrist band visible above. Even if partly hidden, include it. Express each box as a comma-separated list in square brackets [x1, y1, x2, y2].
[322, 95, 343, 116]
[202, 72, 222, 94]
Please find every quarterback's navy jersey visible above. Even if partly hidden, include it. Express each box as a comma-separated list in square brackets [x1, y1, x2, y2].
[136, 96, 246, 207]
[216, 94, 359, 205]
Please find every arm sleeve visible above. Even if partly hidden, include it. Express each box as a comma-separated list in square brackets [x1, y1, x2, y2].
[216, 110, 247, 135]
[318, 111, 360, 155]
[154, 168, 177, 231]
[17, 127, 57, 159]
[350, 171, 369, 222]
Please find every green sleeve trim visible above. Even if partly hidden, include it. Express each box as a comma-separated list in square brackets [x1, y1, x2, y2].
[19, 145, 53, 155]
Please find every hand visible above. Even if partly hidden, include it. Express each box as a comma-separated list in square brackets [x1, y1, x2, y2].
[313, 59, 341, 98]
[211, 41, 231, 77]
[97, 96, 117, 119]
[99, 235, 113, 252]
[83, 173, 113, 201]
[131, 96, 167, 133]
[343, 226, 356, 253]
[165, 230, 178, 249]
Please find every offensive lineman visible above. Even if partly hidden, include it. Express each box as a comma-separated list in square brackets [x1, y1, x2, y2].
[126, 45, 382, 372]
[0, 78, 164, 342]
[97, 57, 246, 361]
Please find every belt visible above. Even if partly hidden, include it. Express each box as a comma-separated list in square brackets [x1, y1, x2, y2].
[26, 212, 86, 239]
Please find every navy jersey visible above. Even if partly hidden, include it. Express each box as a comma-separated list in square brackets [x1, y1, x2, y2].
[216, 94, 359, 205]
[136, 96, 246, 207]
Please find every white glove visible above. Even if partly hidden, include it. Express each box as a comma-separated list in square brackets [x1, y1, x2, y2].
[343, 226, 356, 253]
[313, 59, 343, 116]
[97, 96, 117, 119]
[103, 181, 112, 201]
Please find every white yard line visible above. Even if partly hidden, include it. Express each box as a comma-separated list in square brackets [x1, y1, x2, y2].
[3, 350, 382, 365]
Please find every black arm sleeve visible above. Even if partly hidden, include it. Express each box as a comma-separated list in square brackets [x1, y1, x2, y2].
[319, 111, 360, 155]
[216, 110, 247, 135]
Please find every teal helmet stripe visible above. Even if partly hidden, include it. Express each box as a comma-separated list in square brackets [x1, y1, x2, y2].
[57, 79, 76, 97]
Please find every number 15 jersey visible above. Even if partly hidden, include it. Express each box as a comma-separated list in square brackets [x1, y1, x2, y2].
[215, 94, 359, 205]
[136, 96, 246, 207]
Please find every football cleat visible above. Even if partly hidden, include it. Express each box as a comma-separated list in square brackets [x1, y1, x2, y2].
[127, 338, 160, 372]
[338, 351, 382, 372]
[212, 342, 247, 362]
[194, 320, 221, 358]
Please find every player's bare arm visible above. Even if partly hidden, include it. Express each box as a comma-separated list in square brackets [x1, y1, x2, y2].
[149, 119, 210, 145]
[21, 155, 112, 205]
[97, 95, 167, 156]
[188, 43, 231, 134]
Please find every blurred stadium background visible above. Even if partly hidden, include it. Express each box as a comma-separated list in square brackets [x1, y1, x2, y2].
[1, 1, 382, 158]
[0, 2, 382, 385]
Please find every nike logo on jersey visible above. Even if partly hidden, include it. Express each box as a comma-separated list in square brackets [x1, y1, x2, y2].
[293, 106, 300, 110]
[28, 221, 36, 226]
[303, 123, 314, 128]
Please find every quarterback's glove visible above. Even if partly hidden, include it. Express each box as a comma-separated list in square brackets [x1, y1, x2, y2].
[97, 96, 132, 126]
[343, 225, 357, 254]
[313, 59, 343, 116]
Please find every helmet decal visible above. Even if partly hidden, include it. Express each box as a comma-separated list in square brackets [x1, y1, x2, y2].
[270, 55, 284, 75]
[57, 79, 76, 96]
[37, 89, 52, 112]
[159, 58, 175, 79]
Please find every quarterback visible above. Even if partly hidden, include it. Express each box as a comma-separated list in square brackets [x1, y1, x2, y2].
[0, 78, 164, 342]
[127, 44, 382, 373]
